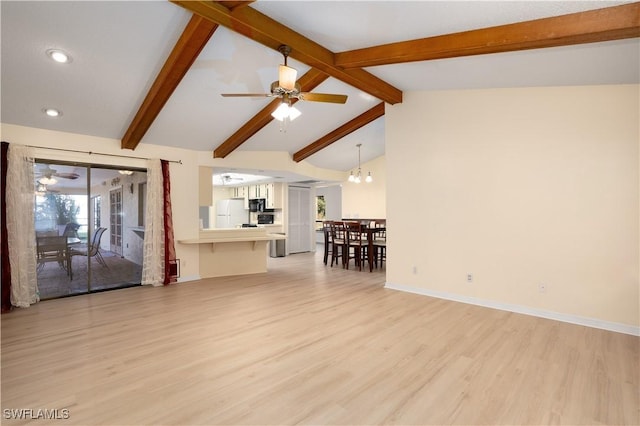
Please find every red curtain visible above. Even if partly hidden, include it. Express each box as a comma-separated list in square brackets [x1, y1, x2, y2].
[162, 160, 176, 285]
[1, 142, 12, 312]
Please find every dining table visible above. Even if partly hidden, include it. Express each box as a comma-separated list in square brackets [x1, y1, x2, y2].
[36, 235, 82, 280]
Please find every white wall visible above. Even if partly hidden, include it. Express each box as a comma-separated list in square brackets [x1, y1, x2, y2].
[386, 85, 639, 332]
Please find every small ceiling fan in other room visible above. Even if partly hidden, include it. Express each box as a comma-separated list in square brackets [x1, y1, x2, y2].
[221, 45, 347, 124]
[35, 165, 80, 185]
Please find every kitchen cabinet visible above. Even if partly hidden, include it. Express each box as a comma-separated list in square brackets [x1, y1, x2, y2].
[247, 183, 282, 209]
[248, 184, 260, 199]
[264, 183, 283, 209]
[232, 186, 249, 209]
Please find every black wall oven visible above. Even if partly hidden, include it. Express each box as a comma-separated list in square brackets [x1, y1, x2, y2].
[257, 214, 274, 224]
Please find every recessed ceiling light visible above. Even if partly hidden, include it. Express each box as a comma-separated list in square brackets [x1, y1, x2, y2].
[43, 108, 62, 117]
[46, 49, 71, 64]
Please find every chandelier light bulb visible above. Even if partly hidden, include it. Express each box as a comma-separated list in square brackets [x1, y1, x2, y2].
[365, 172, 373, 183]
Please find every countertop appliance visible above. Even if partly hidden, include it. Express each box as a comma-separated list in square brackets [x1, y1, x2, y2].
[216, 199, 247, 228]
[257, 214, 274, 224]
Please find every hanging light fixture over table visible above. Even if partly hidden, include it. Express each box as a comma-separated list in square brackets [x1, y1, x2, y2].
[348, 143, 372, 184]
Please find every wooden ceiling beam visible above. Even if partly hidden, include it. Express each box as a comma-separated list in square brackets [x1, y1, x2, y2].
[217, 1, 254, 11]
[214, 69, 329, 158]
[121, 14, 218, 150]
[170, 0, 403, 105]
[335, 3, 640, 68]
[293, 102, 385, 163]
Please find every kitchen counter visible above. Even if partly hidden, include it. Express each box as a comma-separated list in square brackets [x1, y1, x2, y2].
[178, 228, 286, 278]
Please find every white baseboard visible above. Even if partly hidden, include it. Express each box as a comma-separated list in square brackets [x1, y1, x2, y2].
[177, 275, 201, 283]
[385, 282, 640, 337]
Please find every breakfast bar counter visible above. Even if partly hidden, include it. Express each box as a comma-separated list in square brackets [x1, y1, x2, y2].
[178, 228, 286, 278]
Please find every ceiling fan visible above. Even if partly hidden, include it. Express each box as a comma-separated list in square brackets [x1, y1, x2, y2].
[214, 174, 244, 186]
[36, 165, 80, 184]
[221, 45, 348, 120]
[222, 174, 243, 183]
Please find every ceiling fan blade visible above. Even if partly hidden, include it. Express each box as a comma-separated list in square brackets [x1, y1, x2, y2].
[54, 172, 80, 180]
[278, 65, 297, 91]
[298, 93, 348, 104]
[221, 93, 273, 98]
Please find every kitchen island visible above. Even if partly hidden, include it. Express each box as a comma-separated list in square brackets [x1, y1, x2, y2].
[178, 228, 286, 278]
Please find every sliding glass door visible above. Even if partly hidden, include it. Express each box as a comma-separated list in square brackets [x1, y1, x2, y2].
[34, 160, 145, 299]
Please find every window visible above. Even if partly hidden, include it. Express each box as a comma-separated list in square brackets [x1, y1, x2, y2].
[315, 195, 326, 230]
[316, 195, 325, 220]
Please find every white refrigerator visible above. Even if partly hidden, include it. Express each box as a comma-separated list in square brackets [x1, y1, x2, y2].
[215, 199, 247, 228]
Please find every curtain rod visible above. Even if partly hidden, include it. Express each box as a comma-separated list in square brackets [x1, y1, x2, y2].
[26, 145, 182, 164]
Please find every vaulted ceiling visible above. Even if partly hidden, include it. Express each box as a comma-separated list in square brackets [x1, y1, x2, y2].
[2, 1, 638, 175]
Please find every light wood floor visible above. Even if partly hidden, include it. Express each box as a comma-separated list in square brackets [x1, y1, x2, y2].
[2, 250, 638, 425]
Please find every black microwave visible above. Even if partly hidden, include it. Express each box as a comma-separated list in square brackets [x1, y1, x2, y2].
[249, 198, 265, 212]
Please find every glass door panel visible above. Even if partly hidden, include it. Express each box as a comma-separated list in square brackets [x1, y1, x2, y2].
[34, 161, 145, 299]
[34, 161, 88, 299]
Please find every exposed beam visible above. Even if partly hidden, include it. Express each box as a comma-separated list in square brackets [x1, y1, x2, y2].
[214, 68, 329, 158]
[335, 3, 640, 68]
[121, 15, 218, 150]
[293, 102, 385, 163]
[170, 1, 403, 104]
[218, 1, 254, 11]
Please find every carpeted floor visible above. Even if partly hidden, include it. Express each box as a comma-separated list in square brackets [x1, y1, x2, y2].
[37, 250, 142, 300]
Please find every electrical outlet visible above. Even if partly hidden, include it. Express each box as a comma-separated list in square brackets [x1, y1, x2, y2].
[412, 266, 417, 274]
[467, 273, 473, 283]
[538, 283, 546, 293]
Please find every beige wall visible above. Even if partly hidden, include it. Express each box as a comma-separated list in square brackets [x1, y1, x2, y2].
[342, 155, 386, 219]
[386, 85, 639, 331]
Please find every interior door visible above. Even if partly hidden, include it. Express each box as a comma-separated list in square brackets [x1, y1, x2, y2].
[288, 186, 312, 253]
[109, 188, 123, 256]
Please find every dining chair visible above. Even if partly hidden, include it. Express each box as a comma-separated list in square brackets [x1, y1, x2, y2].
[345, 221, 367, 271]
[322, 220, 334, 265]
[372, 227, 386, 269]
[330, 221, 347, 268]
[62, 222, 81, 239]
[70, 227, 108, 268]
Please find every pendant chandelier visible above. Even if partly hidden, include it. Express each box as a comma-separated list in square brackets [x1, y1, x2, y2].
[348, 143, 372, 184]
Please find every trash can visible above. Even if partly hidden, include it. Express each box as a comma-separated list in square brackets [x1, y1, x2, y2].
[270, 233, 286, 258]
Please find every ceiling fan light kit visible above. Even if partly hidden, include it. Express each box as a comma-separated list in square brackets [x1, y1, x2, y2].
[38, 176, 58, 185]
[272, 101, 301, 122]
